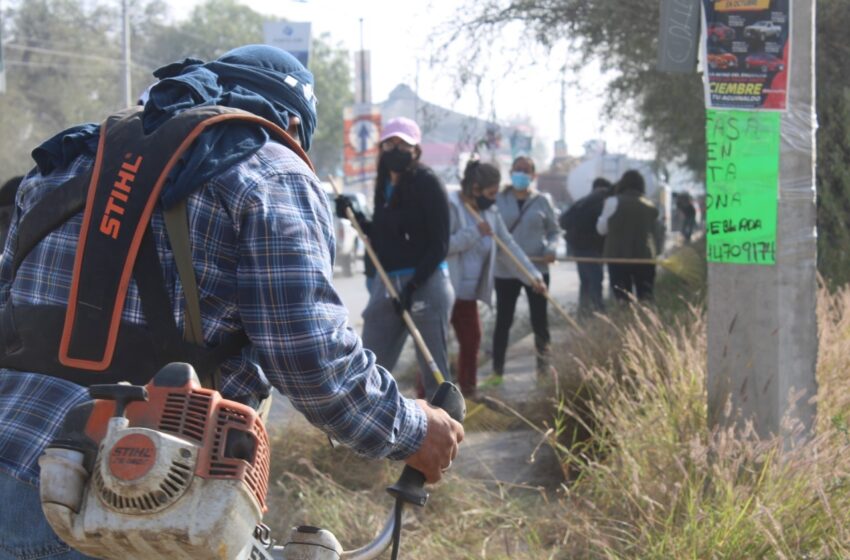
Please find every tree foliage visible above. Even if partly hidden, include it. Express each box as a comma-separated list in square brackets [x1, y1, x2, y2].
[814, 0, 850, 286]
[450, 0, 850, 284]
[0, 0, 351, 179]
[143, 0, 353, 177]
[446, 1, 707, 172]
[0, 0, 126, 175]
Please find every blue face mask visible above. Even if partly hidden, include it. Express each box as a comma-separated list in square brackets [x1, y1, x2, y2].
[511, 172, 532, 190]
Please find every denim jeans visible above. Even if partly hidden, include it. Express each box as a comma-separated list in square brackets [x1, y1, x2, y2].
[0, 470, 95, 560]
[572, 247, 605, 314]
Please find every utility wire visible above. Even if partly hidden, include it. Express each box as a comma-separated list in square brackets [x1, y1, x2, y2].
[7, 60, 103, 70]
[5, 43, 154, 72]
[8, 34, 161, 69]
[6, 43, 121, 64]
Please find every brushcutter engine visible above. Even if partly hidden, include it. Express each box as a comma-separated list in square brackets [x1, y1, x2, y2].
[38, 362, 271, 560]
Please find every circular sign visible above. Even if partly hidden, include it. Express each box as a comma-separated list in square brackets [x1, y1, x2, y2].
[347, 118, 380, 154]
[108, 433, 157, 481]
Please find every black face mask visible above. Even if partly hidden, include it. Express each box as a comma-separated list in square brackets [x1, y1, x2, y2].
[476, 195, 496, 210]
[383, 148, 414, 173]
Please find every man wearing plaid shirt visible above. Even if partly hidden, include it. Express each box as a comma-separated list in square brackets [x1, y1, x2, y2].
[0, 46, 462, 559]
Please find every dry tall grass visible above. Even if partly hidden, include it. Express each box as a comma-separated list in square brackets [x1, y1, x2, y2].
[546, 283, 850, 558]
[262, 280, 850, 559]
[263, 426, 563, 558]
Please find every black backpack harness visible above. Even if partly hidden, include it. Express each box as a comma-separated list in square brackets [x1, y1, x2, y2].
[0, 105, 313, 388]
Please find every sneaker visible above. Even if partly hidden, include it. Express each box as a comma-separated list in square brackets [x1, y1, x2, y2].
[479, 375, 504, 389]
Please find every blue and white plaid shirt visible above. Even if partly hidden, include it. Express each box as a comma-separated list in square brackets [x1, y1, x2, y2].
[0, 141, 426, 485]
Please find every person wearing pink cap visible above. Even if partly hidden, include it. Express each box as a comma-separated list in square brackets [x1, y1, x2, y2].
[337, 117, 454, 399]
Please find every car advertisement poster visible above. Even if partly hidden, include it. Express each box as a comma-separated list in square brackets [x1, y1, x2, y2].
[702, 0, 790, 110]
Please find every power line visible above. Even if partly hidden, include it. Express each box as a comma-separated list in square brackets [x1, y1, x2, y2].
[7, 60, 101, 69]
[5, 43, 153, 72]
[7, 42, 121, 64]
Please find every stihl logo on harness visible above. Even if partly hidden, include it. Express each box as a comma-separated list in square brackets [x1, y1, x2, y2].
[0, 106, 312, 386]
[47, 106, 313, 375]
[99, 155, 143, 240]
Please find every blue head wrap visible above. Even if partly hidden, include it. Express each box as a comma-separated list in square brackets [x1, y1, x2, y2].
[32, 45, 318, 209]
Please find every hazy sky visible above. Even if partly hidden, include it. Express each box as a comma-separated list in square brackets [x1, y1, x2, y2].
[169, 0, 646, 160]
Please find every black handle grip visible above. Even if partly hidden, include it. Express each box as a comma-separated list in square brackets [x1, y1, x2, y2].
[387, 382, 465, 506]
[432, 382, 466, 424]
[89, 384, 149, 418]
[388, 464, 428, 506]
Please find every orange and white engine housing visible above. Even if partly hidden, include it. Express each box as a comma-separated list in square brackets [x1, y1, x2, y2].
[38, 363, 271, 560]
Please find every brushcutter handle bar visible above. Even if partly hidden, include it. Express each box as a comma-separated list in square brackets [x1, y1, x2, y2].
[386, 382, 466, 506]
[266, 383, 465, 560]
[88, 384, 149, 418]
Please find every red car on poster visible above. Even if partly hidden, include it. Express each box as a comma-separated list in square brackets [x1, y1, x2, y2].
[745, 53, 785, 73]
[708, 23, 736, 43]
[708, 46, 738, 70]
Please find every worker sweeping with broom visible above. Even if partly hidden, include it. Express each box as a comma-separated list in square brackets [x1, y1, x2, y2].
[446, 159, 546, 397]
[492, 156, 561, 379]
[596, 170, 661, 302]
[336, 117, 455, 399]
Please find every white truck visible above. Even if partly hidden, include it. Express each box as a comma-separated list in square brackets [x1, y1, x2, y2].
[744, 20, 782, 41]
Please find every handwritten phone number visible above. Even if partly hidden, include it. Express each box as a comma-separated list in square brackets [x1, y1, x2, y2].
[708, 241, 775, 264]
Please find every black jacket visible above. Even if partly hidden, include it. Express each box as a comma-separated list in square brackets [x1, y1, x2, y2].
[367, 164, 450, 287]
[560, 188, 610, 254]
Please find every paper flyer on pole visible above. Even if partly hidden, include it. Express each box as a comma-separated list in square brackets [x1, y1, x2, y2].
[705, 109, 781, 265]
[702, 0, 791, 110]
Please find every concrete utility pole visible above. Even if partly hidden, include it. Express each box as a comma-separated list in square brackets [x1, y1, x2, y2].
[707, 0, 818, 441]
[358, 18, 366, 105]
[0, 0, 6, 95]
[121, 0, 132, 107]
[559, 73, 566, 145]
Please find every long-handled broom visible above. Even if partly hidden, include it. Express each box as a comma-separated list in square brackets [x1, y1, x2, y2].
[328, 180, 518, 426]
[462, 202, 583, 332]
[531, 244, 705, 286]
[328, 178, 448, 387]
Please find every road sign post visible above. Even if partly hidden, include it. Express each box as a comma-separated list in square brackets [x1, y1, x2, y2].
[343, 106, 381, 191]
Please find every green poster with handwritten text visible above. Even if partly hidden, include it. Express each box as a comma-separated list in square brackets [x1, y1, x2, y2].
[705, 109, 780, 265]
